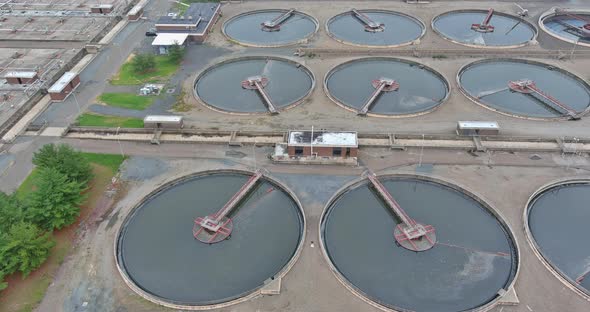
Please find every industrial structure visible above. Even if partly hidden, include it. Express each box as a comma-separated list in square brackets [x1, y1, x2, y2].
[553, 9, 590, 40]
[48, 72, 80, 101]
[4, 1, 590, 312]
[508, 79, 580, 120]
[241, 75, 278, 114]
[152, 2, 221, 53]
[351, 9, 385, 32]
[193, 171, 262, 243]
[286, 130, 358, 159]
[260, 9, 295, 32]
[366, 172, 436, 251]
[471, 8, 495, 32]
[358, 78, 399, 116]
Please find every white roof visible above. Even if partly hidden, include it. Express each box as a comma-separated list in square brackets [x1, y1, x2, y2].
[457, 121, 499, 129]
[4, 71, 37, 78]
[143, 115, 183, 123]
[91, 4, 113, 8]
[48, 72, 77, 93]
[288, 131, 358, 147]
[151, 33, 188, 46]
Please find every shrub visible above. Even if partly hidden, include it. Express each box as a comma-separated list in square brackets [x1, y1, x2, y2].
[0, 222, 54, 279]
[33, 144, 93, 184]
[27, 168, 86, 230]
[131, 53, 157, 74]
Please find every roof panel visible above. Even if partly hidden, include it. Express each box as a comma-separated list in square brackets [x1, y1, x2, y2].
[151, 33, 189, 46]
[288, 131, 358, 147]
[48, 72, 77, 93]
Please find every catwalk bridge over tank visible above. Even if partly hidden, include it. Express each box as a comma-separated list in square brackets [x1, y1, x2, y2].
[365, 171, 436, 251]
[193, 170, 263, 243]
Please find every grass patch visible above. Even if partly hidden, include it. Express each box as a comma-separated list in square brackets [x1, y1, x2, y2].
[81, 153, 126, 174]
[15, 169, 40, 200]
[77, 113, 144, 128]
[98, 93, 154, 110]
[110, 54, 181, 86]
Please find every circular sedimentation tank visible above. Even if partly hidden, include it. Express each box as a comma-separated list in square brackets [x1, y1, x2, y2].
[458, 59, 590, 120]
[540, 9, 590, 47]
[526, 180, 590, 298]
[326, 9, 425, 47]
[324, 58, 449, 117]
[320, 175, 519, 312]
[432, 10, 536, 48]
[223, 9, 318, 47]
[194, 56, 315, 114]
[116, 170, 305, 308]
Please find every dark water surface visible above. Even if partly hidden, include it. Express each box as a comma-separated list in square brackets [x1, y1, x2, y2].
[195, 58, 313, 113]
[433, 11, 535, 46]
[119, 173, 303, 305]
[326, 59, 448, 115]
[327, 10, 423, 46]
[528, 183, 590, 294]
[322, 178, 516, 312]
[224, 10, 317, 46]
[460, 60, 590, 118]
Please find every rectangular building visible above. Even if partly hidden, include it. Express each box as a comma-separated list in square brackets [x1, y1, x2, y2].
[127, 0, 148, 21]
[456, 121, 500, 136]
[287, 130, 358, 158]
[153, 2, 221, 47]
[3, 71, 38, 85]
[90, 4, 113, 14]
[143, 115, 184, 129]
[48, 72, 80, 101]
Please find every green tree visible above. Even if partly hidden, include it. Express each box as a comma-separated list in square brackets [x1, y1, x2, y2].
[32, 143, 93, 183]
[0, 222, 54, 278]
[28, 168, 86, 230]
[167, 43, 184, 63]
[131, 53, 156, 74]
[0, 192, 25, 231]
